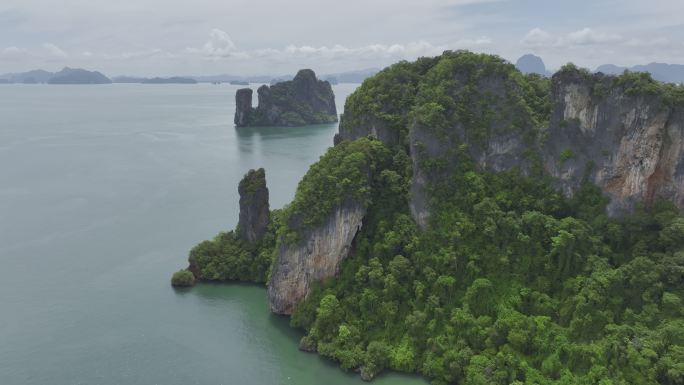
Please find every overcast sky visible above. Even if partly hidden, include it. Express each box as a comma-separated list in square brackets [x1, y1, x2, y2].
[1, 0, 683, 76]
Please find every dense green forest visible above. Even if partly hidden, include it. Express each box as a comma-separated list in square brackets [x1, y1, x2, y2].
[182, 52, 684, 384]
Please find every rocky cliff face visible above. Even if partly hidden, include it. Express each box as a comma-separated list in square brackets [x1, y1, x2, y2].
[234, 88, 253, 127]
[542, 71, 684, 215]
[265, 52, 684, 316]
[268, 200, 365, 314]
[407, 69, 536, 228]
[337, 53, 684, 226]
[234, 69, 338, 127]
[237, 168, 270, 242]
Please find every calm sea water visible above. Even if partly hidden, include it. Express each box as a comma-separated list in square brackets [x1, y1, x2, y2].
[0, 84, 426, 385]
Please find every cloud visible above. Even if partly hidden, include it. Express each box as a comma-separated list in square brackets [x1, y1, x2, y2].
[521, 28, 555, 47]
[185, 30, 492, 62]
[564, 28, 621, 45]
[114, 49, 165, 59]
[186, 28, 238, 57]
[277, 41, 444, 59]
[522, 27, 622, 49]
[0, 46, 29, 60]
[43, 42, 68, 58]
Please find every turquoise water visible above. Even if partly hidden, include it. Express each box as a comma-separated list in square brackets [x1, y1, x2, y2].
[0, 83, 426, 385]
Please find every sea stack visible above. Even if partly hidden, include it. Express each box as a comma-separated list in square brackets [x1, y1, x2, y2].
[237, 168, 270, 243]
[234, 88, 254, 127]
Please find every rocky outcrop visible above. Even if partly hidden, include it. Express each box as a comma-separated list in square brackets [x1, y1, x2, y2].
[234, 69, 338, 127]
[237, 168, 270, 242]
[268, 200, 365, 314]
[542, 71, 684, 216]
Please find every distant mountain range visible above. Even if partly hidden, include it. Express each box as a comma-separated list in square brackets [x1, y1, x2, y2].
[514, 54, 684, 84]
[1, 69, 56, 83]
[595, 63, 684, 83]
[48, 68, 111, 84]
[141, 77, 197, 84]
[192, 68, 379, 84]
[0, 67, 111, 84]
[0, 67, 379, 85]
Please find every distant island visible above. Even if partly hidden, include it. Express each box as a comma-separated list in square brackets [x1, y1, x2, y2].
[597, 62, 684, 83]
[0, 68, 111, 84]
[515, 53, 550, 76]
[141, 77, 197, 84]
[48, 67, 112, 84]
[0, 67, 381, 85]
[514, 53, 684, 84]
[234, 69, 338, 127]
[111, 76, 147, 83]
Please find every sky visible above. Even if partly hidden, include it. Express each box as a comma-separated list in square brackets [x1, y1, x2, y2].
[1, 0, 683, 76]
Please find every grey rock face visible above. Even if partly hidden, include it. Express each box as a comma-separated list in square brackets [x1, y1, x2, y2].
[234, 88, 253, 127]
[267, 200, 365, 314]
[234, 69, 338, 127]
[337, 112, 401, 147]
[237, 168, 270, 243]
[543, 72, 684, 215]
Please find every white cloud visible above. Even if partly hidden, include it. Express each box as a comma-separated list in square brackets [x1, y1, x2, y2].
[187, 28, 238, 57]
[522, 27, 623, 49]
[521, 28, 555, 47]
[185, 31, 492, 63]
[0, 46, 29, 60]
[277, 41, 444, 59]
[43, 42, 68, 58]
[564, 28, 621, 45]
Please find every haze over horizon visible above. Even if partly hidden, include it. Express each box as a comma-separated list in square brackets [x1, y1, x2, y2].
[1, 0, 683, 76]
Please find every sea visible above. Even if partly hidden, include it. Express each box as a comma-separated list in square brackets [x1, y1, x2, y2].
[0, 82, 427, 385]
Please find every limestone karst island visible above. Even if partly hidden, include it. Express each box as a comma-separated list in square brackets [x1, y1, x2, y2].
[234, 69, 338, 127]
[173, 51, 684, 384]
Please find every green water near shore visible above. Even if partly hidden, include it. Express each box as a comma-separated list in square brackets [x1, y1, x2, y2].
[0, 83, 427, 385]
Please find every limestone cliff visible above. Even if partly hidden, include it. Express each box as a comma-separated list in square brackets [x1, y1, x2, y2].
[267, 200, 365, 314]
[234, 69, 338, 127]
[542, 70, 684, 215]
[237, 168, 270, 242]
[265, 138, 387, 315]
[234, 88, 253, 127]
[337, 52, 684, 227]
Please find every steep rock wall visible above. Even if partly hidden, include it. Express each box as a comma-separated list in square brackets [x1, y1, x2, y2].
[237, 168, 270, 242]
[543, 71, 684, 215]
[267, 200, 366, 314]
